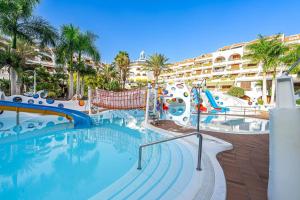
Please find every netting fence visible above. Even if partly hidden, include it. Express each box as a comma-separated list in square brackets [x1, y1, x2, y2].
[92, 88, 147, 109]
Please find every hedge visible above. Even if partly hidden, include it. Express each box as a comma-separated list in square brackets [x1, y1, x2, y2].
[227, 86, 245, 98]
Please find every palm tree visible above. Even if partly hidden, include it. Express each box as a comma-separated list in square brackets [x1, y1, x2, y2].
[0, 0, 58, 95]
[267, 38, 288, 104]
[114, 51, 130, 89]
[143, 53, 169, 84]
[79, 65, 97, 96]
[75, 31, 100, 96]
[101, 64, 118, 83]
[282, 44, 300, 75]
[244, 35, 282, 104]
[55, 24, 80, 99]
[0, 39, 37, 93]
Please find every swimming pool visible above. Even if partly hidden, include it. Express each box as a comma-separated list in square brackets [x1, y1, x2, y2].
[0, 110, 218, 200]
[190, 114, 269, 134]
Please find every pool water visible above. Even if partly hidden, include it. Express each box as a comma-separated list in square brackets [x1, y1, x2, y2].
[0, 110, 166, 200]
[0, 111, 70, 138]
[190, 114, 269, 133]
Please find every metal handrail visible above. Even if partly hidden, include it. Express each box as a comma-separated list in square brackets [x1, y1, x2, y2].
[285, 57, 300, 75]
[137, 132, 203, 171]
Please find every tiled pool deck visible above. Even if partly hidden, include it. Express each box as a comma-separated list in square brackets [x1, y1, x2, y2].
[153, 120, 269, 200]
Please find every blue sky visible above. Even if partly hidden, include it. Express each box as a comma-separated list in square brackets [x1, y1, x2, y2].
[36, 0, 300, 63]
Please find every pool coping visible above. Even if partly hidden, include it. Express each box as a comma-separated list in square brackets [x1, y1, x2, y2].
[144, 121, 233, 200]
[176, 117, 270, 135]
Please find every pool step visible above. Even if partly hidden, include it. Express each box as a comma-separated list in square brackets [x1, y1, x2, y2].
[89, 138, 200, 200]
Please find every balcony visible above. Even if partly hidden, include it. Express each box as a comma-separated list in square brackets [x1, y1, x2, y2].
[214, 56, 226, 63]
[228, 53, 242, 61]
[213, 65, 226, 72]
[203, 62, 213, 66]
[227, 64, 240, 71]
[242, 64, 258, 69]
[202, 69, 212, 74]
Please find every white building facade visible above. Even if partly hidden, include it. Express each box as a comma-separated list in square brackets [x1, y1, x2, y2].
[160, 33, 300, 100]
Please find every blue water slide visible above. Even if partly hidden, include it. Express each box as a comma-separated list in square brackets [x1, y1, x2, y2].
[204, 90, 229, 113]
[0, 100, 92, 128]
[203, 115, 216, 123]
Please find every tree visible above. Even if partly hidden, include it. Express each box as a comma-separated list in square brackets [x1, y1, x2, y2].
[55, 24, 80, 99]
[79, 65, 96, 96]
[85, 64, 121, 91]
[101, 64, 118, 84]
[0, 79, 9, 94]
[33, 66, 68, 97]
[0, 39, 37, 94]
[266, 38, 288, 104]
[75, 31, 100, 96]
[143, 53, 169, 84]
[244, 34, 285, 104]
[282, 44, 300, 75]
[0, 0, 58, 95]
[114, 51, 130, 89]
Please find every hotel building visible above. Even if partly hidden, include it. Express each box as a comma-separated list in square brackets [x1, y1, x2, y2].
[159, 33, 300, 99]
[0, 36, 102, 80]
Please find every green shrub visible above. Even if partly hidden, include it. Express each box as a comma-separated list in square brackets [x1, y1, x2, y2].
[0, 79, 9, 95]
[296, 99, 300, 105]
[227, 87, 245, 98]
[107, 80, 120, 91]
[257, 99, 264, 105]
[47, 91, 57, 99]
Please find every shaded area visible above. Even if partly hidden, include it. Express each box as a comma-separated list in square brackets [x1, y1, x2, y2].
[152, 120, 269, 200]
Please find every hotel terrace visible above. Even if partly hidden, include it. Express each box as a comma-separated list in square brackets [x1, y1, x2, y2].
[156, 33, 300, 99]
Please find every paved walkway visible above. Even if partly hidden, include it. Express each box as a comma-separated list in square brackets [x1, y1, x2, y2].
[153, 120, 269, 200]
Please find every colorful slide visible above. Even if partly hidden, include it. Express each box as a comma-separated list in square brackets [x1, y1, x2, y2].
[0, 100, 92, 128]
[204, 90, 229, 113]
[195, 104, 207, 112]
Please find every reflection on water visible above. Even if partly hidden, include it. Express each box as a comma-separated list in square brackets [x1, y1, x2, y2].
[0, 111, 157, 200]
[0, 111, 70, 139]
[190, 114, 269, 133]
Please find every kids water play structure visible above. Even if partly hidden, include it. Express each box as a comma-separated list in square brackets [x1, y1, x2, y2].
[0, 101, 92, 128]
[147, 83, 231, 126]
[204, 90, 230, 113]
[0, 91, 92, 128]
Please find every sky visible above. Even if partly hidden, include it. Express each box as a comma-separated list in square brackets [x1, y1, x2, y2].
[35, 0, 300, 63]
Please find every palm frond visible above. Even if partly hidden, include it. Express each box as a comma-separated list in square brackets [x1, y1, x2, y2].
[21, 16, 58, 47]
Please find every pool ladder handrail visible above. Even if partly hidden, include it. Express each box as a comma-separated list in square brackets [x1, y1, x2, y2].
[137, 132, 203, 171]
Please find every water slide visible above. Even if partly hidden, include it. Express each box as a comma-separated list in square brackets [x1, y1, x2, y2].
[0, 100, 92, 128]
[204, 90, 229, 113]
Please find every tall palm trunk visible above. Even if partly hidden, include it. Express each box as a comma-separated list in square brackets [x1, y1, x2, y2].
[10, 67, 17, 95]
[154, 69, 160, 85]
[262, 71, 267, 104]
[69, 71, 74, 99]
[76, 72, 80, 96]
[16, 75, 21, 95]
[270, 68, 276, 105]
[155, 74, 159, 85]
[10, 34, 18, 95]
[80, 77, 85, 96]
[76, 53, 82, 96]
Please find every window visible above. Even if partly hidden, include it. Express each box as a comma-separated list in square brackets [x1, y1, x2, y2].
[241, 81, 251, 90]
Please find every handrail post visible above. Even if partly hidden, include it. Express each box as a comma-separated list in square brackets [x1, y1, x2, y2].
[137, 146, 142, 170]
[137, 132, 203, 171]
[196, 133, 203, 171]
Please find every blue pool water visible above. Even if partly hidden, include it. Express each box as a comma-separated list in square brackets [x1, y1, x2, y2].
[190, 114, 269, 133]
[0, 110, 165, 200]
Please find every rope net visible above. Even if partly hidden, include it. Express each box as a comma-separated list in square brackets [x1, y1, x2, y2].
[92, 89, 147, 109]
